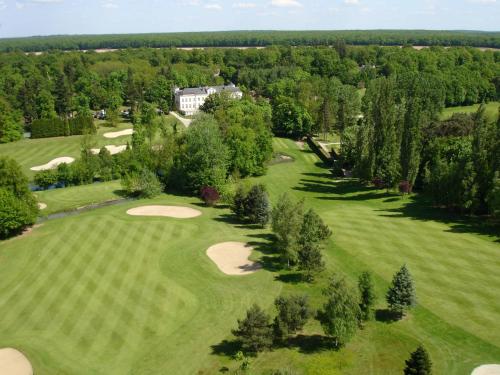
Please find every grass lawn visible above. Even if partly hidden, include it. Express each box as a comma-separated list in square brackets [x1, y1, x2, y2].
[34, 180, 123, 215]
[0, 138, 499, 374]
[440, 101, 499, 121]
[0, 115, 179, 180]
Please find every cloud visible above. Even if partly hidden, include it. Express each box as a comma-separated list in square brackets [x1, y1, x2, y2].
[102, 2, 118, 8]
[271, 0, 302, 8]
[30, 0, 64, 3]
[466, 0, 496, 3]
[0, 1, 6, 10]
[343, 0, 359, 4]
[204, 3, 222, 9]
[15, 1, 25, 8]
[233, 2, 257, 8]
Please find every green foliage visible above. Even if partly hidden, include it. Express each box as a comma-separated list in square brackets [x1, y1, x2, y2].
[121, 168, 163, 198]
[273, 295, 311, 342]
[0, 156, 38, 238]
[271, 193, 304, 266]
[319, 276, 361, 347]
[245, 184, 271, 226]
[232, 304, 273, 354]
[386, 264, 416, 317]
[0, 98, 23, 143]
[358, 271, 376, 321]
[404, 345, 433, 375]
[31, 116, 95, 139]
[176, 114, 229, 193]
[34, 170, 58, 189]
[272, 97, 313, 137]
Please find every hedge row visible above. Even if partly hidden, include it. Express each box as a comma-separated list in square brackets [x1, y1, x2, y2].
[31, 116, 96, 138]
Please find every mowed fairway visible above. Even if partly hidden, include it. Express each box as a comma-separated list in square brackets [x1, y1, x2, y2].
[0, 138, 499, 374]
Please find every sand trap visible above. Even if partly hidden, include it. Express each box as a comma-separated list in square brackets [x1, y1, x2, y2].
[103, 129, 134, 139]
[206, 242, 261, 275]
[91, 145, 127, 155]
[38, 203, 47, 210]
[472, 365, 500, 375]
[0, 348, 33, 375]
[30, 157, 74, 171]
[126, 205, 202, 219]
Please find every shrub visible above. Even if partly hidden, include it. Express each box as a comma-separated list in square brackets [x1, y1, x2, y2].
[34, 170, 58, 189]
[404, 345, 432, 375]
[121, 169, 163, 198]
[232, 304, 273, 353]
[399, 180, 412, 194]
[200, 186, 220, 206]
[372, 177, 385, 189]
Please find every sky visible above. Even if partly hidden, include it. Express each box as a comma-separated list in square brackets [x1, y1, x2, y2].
[0, 0, 498, 38]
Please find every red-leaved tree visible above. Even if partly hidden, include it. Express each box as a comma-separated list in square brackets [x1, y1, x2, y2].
[200, 186, 220, 207]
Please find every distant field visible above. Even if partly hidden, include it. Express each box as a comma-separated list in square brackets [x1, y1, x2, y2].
[440, 101, 499, 121]
[1, 138, 499, 374]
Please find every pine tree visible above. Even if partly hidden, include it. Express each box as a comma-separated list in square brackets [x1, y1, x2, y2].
[298, 243, 325, 281]
[404, 345, 432, 375]
[232, 304, 273, 353]
[386, 264, 416, 318]
[245, 184, 271, 226]
[358, 271, 376, 321]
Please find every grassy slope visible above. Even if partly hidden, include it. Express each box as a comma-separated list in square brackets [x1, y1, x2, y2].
[0, 138, 499, 374]
[0, 121, 134, 179]
[440, 101, 499, 121]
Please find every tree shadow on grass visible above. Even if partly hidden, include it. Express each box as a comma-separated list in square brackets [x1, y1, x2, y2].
[212, 214, 264, 230]
[283, 334, 338, 354]
[378, 194, 500, 242]
[246, 236, 282, 272]
[375, 309, 401, 323]
[293, 178, 390, 201]
[211, 339, 241, 358]
[274, 272, 304, 284]
[112, 189, 129, 198]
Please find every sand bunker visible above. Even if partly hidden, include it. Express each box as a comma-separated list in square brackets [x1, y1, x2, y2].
[103, 129, 134, 139]
[206, 242, 261, 276]
[126, 205, 202, 219]
[472, 365, 500, 375]
[91, 145, 127, 155]
[0, 348, 33, 375]
[30, 157, 74, 171]
[38, 203, 47, 210]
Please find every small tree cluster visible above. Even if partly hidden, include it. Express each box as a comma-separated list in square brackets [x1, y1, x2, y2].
[271, 193, 331, 280]
[232, 295, 311, 355]
[232, 184, 271, 226]
[121, 168, 163, 198]
[358, 271, 376, 321]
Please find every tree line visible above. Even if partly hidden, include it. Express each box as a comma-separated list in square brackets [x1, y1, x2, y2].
[0, 30, 499, 52]
[0, 44, 498, 144]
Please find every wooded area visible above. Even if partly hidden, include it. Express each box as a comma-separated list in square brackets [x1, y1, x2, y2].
[0, 30, 499, 52]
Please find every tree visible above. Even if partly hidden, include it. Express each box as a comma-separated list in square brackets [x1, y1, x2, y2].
[0, 156, 38, 238]
[358, 271, 376, 321]
[34, 170, 58, 189]
[272, 97, 313, 138]
[176, 114, 229, 193]
[0, 98, 23, 143]
[232, 304, 273, 353]
[244, 184, 271, 226]
[273, 295, 311, 342]
[319, 276, 361, 347]
[297, 242, 325, 281]
[404, 345, 432, 375]
[386, 264, 416, 318]
[121, 169, 163, 198]
[232, 184, 248, 220]
[200, 186, 220, 207]
[271, 193, 304, 267]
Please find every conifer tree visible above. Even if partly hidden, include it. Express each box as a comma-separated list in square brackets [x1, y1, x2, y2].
[358, 271, 376, 321]
[386, 264, 416, 318]
[404, 345, 432, 375]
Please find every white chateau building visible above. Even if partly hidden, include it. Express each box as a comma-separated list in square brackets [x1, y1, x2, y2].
[174, 83, 243, 116]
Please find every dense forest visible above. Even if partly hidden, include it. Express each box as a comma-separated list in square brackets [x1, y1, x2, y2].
[0, 43, 499, 217]
[0, 30, 500, 52]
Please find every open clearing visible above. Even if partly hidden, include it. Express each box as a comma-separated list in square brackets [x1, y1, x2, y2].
[91, 145, 127, 155]
[30, 157, 74, 171]
[0, 348, 33, 375]
[103, 129, 134, 138]
[440, 101, 499, 121]
[206, 242, 261, 275]
[126, 205, 202, 218]
[0, 138, 499, 374]
[472, 365, 500, 375]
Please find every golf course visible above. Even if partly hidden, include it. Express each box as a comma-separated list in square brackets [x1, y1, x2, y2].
[0, 137, 498, 374]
